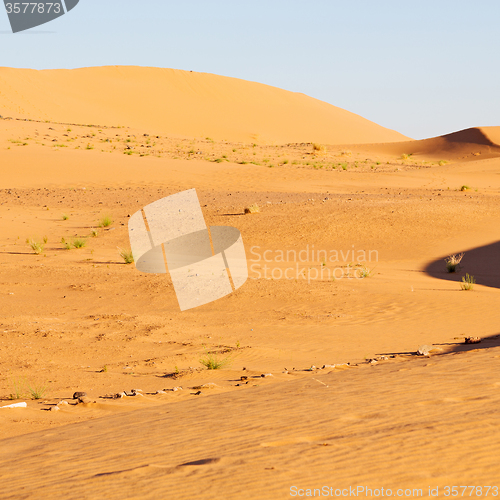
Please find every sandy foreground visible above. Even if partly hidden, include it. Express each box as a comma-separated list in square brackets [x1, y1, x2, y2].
[0, 68, 499, 499]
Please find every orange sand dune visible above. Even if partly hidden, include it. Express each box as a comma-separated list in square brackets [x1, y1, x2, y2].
[0, 66, 408, 144]
[353, 126, 500, 161]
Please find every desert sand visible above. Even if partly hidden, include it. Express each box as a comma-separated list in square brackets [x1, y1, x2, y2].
[0, 67, 499, 499]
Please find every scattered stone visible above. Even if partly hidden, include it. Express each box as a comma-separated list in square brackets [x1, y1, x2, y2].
[78, 396, 94, 404]
[50, 406, 60, 412]
[0, 402, 27, 409]
[58, 400, 69, 406]
[417, 345, 443, 356]
[261, 373, 273, 377]
[73, 392, 87, 399]
[240, 376, 248, 381]
[192, 390, 202, 396]
[155, 390, 167, 395]
[369, 359, 378, 365]
[282, 370, 289, 374]
[124, 391, 136, 397]
[465, 337, 481, 344]
[172, 386, 183, 392]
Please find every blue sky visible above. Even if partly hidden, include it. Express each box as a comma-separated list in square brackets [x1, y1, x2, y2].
[1, 0, 499, 139]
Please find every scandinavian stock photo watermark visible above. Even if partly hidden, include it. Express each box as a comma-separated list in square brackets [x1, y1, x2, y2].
[248, 245, 379, 283]
[128, 188, 378, 311]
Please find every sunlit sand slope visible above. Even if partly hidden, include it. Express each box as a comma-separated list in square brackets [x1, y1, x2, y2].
[0, 66, 409, 144]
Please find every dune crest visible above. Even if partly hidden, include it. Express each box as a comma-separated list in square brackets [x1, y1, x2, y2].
[0, 66, 408, 144]
[354, 126, 500, 161]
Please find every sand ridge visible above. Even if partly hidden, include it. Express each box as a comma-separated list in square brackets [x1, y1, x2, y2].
[0, 66, 409, 145]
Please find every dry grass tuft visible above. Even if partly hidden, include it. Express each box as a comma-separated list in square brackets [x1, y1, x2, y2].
[445, 253, 464, 273]
[244, 204, 260, 214]
[118, 247, 134, 264]
[312, 143, 327, 155]
[27, 238, 44, 255]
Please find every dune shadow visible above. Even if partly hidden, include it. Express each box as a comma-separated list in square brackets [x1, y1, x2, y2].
[433, 333, 500, 353]
[424, 240, 500, 290]
[377, 333, 500, 358]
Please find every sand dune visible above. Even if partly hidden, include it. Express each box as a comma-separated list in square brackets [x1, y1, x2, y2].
[354, 126, 500, 161]
[1, 346, 500, 500]
[1, 65, 500, 499]
[0, 66, 408, 144]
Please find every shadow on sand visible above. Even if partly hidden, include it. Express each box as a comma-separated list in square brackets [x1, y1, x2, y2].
[424, 240, 500, 290]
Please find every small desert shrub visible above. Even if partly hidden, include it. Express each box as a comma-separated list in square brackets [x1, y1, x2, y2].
[72, 238, 87, 249]
[445, 253, 464, 273]
[199, 350, 232, 370]
[27, 381, 48, 400]
[357, 266, 372, 278]
[401, 153, 412, 160]
[119, 247, 134, 264]
[62, 214, 69, 220]
[98, 215, 113, 228]
[313, 143, 327, 155]
[85, 144, 94, 150]
[244, 204, 260, 214]
[460, 185, 471, 191]
[9, 376, 26, 400]
[461, 273, 475, 291]
[90, 229, 98, 238]
[438, 160, 448, 166]
[27, 238, 44, 254]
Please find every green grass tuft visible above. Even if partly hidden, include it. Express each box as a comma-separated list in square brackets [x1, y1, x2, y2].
[98, 215, 113, 228]
[118, 247, 134, 264]
[9, 376, 26, 400]
[356, 266, 373, 278]
[27, 381, 48, 400]
[27, 238, 44, 254]
[461, 273, 475, 291]
[199, 349, 232, 370]
[72, 238, 87, 249]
